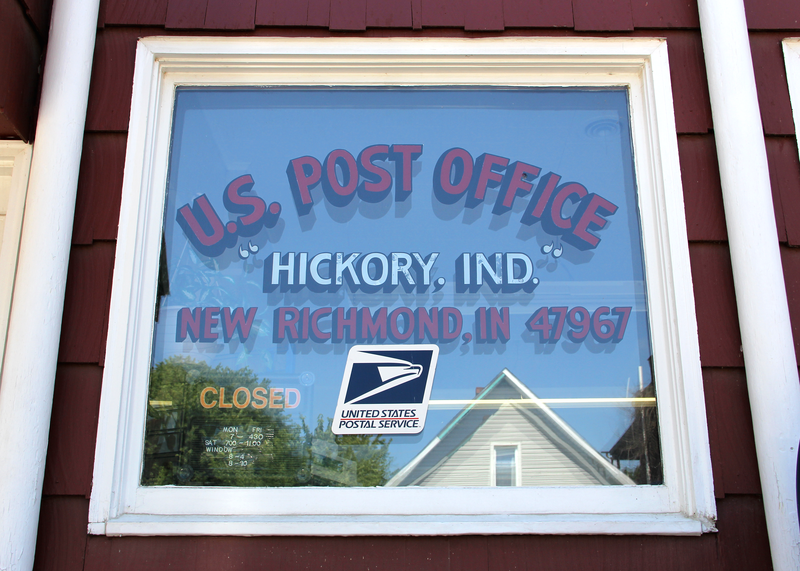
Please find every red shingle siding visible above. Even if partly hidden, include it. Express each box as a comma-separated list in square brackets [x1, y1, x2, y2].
[766, 136, 800, 245]
[751, 33, 795, 136]
[463, 0, 504, 31]
[80, 534, 728, 570]
[85, 28, 140, 132]
[33, 497, 90, 571]
[256, 0, 309, 27]
[502, 0, 573, 28]
[663, 30, 713, 134]
[630, 0, 699, 29]
[690, 243, 745, 367]
[104, 0, 168, 27]
[329, 0, 367, 30]
[307, 0, 332, 28]
[781, 246, 800, 362]
[0, 0, 45, 141]
[703, 368, 762, 496]
[165, 0, 207, 29]
[419, 0, 463, 27]
[42, 365, 103, 497]
[366, 0, 414, 28]
[572, 0, 634, 32]
[57, 242, 115, 364]
[716, 496, 773, 571]
[19, 0, 53, 40]
[678, 134, 727, 241]
[204, 0, 257, 30]
[744, 0, 800, 30]
[72, 133, 127, 244]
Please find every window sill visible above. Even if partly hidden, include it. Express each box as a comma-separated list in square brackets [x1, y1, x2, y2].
[92, 511, 712, 537]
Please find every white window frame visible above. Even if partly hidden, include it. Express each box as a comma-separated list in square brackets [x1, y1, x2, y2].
[491, 443, 522, 487]
[0, 142, 32, 379]
[783, 40, 800, 164]
[88, 37, 715, 536]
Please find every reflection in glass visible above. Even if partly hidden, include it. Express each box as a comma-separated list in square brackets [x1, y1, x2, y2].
[142, 357, 393, 487]
[143, 364, 661, 487]
[494, 445, 518, 486]
[606, 377, 662, 484]
[142, 87, 664, 488]
[387, 370, 643, 486]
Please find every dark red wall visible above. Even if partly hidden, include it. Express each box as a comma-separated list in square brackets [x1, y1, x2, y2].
[34, 0, 800, 568]
[0, 0, 51, 141]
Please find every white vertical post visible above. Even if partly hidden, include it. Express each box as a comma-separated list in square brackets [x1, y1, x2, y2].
[698, 1, 800, 569]
[0, 0, 100, 568]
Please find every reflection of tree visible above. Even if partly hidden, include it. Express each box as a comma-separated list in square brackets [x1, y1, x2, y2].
[303, 416, 392, 487]
[142, 356, 392, 487]
[607, 381, 663, 485]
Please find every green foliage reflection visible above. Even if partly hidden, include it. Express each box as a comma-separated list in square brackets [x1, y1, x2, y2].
[142, 356, 392, 487]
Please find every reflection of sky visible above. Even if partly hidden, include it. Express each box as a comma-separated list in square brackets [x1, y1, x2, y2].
[152, 88, 654, 473]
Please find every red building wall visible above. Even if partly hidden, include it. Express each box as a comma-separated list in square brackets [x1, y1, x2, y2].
[0, 0, 52, 141]
[33, 0, 800, 568]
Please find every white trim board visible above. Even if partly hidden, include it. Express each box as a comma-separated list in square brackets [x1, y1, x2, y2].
[784, 39, 800, 162]
[89, 37, 714, 537]
[0, 142, 32, 380]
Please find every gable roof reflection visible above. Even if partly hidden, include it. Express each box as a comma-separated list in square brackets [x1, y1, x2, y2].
[386, 369, 635, 487]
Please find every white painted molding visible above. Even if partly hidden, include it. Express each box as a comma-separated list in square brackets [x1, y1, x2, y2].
[784, 40, 800, 164]
[101, 512, 705, 537]
[699, 4, 800, 571]
[0, 142, 32, 382]
[0, 0, 100, 568]
[89, 36, 714, 537]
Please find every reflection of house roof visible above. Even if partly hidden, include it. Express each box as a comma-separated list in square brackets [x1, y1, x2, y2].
[386, 369, 635, 487]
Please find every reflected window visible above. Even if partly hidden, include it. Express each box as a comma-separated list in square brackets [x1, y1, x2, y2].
[493, 445, 519, 486]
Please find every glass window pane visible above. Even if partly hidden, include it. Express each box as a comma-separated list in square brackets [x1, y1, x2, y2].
[142, 88, 661, 488]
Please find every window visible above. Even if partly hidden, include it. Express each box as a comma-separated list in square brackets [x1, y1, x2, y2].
[89, 37, 715, 536]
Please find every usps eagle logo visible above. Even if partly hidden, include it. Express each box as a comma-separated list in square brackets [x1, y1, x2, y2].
[332, 345, 439, 435]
